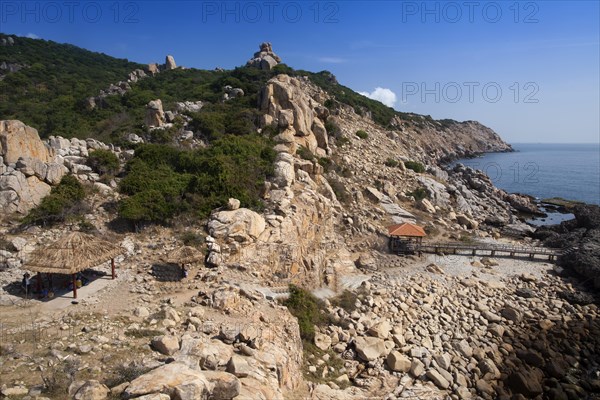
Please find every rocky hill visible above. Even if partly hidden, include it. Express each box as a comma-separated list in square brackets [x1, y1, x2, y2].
[1, 38, 597, 400]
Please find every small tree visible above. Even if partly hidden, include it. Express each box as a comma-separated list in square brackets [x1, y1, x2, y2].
[87, 149, 119, 176]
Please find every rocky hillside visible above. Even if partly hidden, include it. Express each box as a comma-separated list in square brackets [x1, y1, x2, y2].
[2, 39, 596, 400]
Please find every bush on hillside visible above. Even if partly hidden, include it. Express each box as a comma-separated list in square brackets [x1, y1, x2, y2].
[86, 149, 119, 176]
[284, 284, 326, 341]
[355, 130, 368, 139]
[384, 158, 399, 167]
[117, 135, 275, 227]
[23, 175, 86, 226]
[404, 160, 425, 173]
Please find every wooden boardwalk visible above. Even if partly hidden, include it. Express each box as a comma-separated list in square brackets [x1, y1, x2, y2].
[404, 241, 563, 261]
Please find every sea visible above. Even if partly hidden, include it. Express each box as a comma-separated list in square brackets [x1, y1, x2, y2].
[454, 143, 600, 225]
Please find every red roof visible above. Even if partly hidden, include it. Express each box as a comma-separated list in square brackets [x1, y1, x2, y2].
[387, 223, 426, 237]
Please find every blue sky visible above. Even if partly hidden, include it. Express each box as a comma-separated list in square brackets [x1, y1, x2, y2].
[2, 0, 599, 143]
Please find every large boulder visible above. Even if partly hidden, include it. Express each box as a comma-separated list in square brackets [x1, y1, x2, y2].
[354, 336, 387, 362]
[202, 371, 240, 399]
[70, 380, 109, 400]
[123, 363, 212, 399]
[165, 55, 177, 70]
[151, 335, 180, 356]
[0, 170, 51, 213]
[208, 208, 266, 243]
[145, 100, 165, 127]
[0, 120, 53, 164]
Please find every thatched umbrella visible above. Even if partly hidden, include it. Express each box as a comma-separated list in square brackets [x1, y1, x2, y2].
[24, 231, 123, 299]
[164, 245, 203, 278]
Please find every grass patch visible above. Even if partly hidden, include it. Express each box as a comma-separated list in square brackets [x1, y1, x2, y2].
[384, 158, 399, 168]
[104, 363, 152, 388]
[125, 329, 164, 339]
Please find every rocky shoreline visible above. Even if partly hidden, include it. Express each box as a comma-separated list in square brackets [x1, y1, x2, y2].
[309, 253, 600, 400]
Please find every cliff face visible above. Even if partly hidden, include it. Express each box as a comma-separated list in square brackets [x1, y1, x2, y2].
[206, 74, 530, 293]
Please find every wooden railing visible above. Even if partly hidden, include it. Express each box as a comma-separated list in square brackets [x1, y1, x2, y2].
[392, 240, 564, 261]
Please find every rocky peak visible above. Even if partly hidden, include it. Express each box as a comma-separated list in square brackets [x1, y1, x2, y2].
[165, 55, 177, 70]
[246, 42, 281, 70]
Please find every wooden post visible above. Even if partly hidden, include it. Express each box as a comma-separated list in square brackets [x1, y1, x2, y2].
[72, 274, 77, 299]
[36, 273, 42, 296]
[111, 258, 116, 279]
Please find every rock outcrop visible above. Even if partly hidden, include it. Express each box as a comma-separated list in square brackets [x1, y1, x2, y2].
[0, 121, 56, 213]
[165, 55, 177, 70]
[246, 42, 281, 70]
[0, 120, 52, 164]
[260, 74, 331, 157]
[145, 99, 166, 127]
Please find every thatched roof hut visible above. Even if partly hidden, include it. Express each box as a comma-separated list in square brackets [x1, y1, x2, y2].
[25, 231, 122, 275]
[165, 245, 204, 265]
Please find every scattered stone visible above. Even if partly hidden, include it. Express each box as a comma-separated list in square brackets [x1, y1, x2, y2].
[151, 335, 180, 356]
[386, 351, 411, 372]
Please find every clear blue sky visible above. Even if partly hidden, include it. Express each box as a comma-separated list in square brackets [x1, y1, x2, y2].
[3, 0, 599, 143]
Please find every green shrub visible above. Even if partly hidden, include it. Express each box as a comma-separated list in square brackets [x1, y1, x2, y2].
[118, 135, 275, 227]
[384, 158, 399, 167]
[335, 136, 350, 147]
[355, 130, 368, 139]
[296, 146, 314, 161]
[86, 149, 119, 176]
[23, 175, 86, 226]
[180, 231, 204, 246]
[317, 157, 333, 172]
[284, 285, 326, 341]
[404, 160, 425, 173]
[407, 187, 429, 201]
[324, 120, 341, 137]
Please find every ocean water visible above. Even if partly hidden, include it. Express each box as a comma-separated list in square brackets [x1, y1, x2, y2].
[454, 143, 600, 206]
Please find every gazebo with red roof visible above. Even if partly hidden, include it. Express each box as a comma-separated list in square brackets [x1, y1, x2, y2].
[387, 222, 426, 254]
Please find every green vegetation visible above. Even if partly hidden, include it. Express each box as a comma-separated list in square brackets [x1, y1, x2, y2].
[330, 290, 359, 314]
[404, 160, 426, 173]
[23, 176, 86, 226]
[0, 34, 142, 139]
[117, 136, 275, 228]
[384, 158, 399, 167]
[324, 120, 341, 137]
[296, 146, 314, 161]
[86, 149, 120, 177]
[284, 284, 327, 341]
[306, 71, 396, 127]
[180, 231, 205, 246]
[355, 130, 368, 139]
[407, 187, 429, 201]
